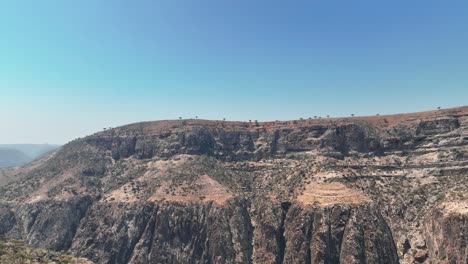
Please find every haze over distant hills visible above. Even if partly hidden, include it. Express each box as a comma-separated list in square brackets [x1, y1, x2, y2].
[0, 144, 60, 168]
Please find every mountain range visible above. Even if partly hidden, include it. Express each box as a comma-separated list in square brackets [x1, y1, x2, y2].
[0, 106, 467, 263]
[0, 144, 59, 168]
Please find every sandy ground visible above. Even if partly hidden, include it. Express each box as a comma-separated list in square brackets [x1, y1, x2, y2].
[297, 182, 371, 206]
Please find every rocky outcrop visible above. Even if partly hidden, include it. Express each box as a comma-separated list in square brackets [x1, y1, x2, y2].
[0, 205, 17, 236]
[282, 203, 398, 264]
[0, 197, 400, 264]
[78, 108, 467, 164]
[70, 199, 254, 264]
[68, 199, 398, 264]
[71, 202, 154, 264]
[424, 203, 468, 264]
[417, 118, 460, 135]
[83, 120, 394, 162]
[15, 197, 93, 251]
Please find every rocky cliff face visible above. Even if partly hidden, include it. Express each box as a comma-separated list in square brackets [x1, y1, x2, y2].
[0, 106, 467, 263]
[424, 203, 468, 264]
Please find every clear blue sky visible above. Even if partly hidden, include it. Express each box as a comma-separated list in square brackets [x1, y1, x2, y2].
[1, 0, 467, 144]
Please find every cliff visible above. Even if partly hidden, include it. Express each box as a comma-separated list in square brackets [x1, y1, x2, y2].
[0, 106, 467, 263]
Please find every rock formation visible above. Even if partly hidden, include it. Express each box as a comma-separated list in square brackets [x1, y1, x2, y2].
[0, 106, 467, 263]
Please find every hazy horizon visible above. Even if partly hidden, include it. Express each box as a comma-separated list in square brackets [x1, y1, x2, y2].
[1, 0, 467, 144]
[2, 105, 467, 145]
[0, 143, 61, 148]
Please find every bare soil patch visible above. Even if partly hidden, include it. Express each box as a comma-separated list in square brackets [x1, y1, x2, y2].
[297, 182, 371, 206]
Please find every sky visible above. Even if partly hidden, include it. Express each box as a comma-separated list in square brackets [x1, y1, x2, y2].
[0, 0, 467, 144]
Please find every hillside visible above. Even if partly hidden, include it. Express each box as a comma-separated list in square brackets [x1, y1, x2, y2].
[0, 106, 467, 263]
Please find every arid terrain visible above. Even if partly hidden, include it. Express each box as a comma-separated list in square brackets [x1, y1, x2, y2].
[0, 106, 467, 263]
[0, 239, 92, 264]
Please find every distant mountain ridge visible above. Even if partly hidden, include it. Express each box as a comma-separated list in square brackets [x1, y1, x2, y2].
[0, 144, 59, 168]
[0, 149, 31, 168]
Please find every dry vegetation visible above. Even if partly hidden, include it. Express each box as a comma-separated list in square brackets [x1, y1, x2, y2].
[0, 239, 92, 264]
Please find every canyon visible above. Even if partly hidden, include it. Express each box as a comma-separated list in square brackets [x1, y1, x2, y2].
[0, 106, 467, 263]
